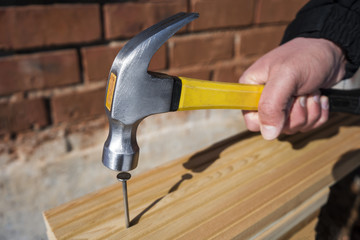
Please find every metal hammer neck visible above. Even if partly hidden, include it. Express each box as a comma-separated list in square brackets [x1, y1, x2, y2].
[102, 119, 140, 171]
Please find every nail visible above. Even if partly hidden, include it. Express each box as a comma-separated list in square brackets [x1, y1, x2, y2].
[260, 125, 278, 140]
[320, 96, 329, 110]
[313, 95, 320, 103]
[117, 172, 132, 228]
[299, 96, 306, 107]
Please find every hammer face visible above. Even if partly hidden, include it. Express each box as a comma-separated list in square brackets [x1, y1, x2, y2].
[103, 119, 140, 171]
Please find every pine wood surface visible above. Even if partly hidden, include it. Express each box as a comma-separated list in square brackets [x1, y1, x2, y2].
[43, 113, 360, 239]
[288, 217, 318, 240]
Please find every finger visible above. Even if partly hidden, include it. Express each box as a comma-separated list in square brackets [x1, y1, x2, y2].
[283, 96, 307, 135]
[242, 110, 260, 132]
[309, 96, 329, 130]
[258, 67, 297, 140]
[300, 93, 322, 132]
[239, 59, 269, 133]
[239, 60, 269, 85]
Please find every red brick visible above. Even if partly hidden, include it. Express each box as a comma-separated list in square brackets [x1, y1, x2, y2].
[81, 44, 123, 82]
[51, 88, 105, 123]
[81, 43, 167, 82]
[212, 65, 245, 83]
[0, 4, 101, 50]
[0, 98, 48, 134]
[169, 33, 234, 68]
[0, 8, 11, 49]
[148, 44, 167, 71]
[238, 26, 286, 57]
[255, 0, 307, 24]
[103, 0, 187, 39]
[190, 0, 254, 31]
[0, 50, 81, 95]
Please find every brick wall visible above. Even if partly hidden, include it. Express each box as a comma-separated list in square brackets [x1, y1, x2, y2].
[0, 0, 307, 239]
[0, 0, 308, 136]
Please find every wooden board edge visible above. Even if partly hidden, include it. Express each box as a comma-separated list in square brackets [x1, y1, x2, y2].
[249, 187, 329, 240]
[43, 211, 58, 240]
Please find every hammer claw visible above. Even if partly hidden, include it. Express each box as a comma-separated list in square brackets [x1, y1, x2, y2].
[111, 12, 198, 77]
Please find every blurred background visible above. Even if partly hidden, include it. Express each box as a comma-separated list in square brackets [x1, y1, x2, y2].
[0, 0, 307, 239]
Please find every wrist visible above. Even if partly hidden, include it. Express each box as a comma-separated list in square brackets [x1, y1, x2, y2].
[320, 38, 346, 83]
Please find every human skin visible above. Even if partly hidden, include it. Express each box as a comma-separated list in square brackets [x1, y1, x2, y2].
[239, 37, 346, 140]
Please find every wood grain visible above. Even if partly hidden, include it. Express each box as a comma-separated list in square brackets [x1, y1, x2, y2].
[43, 113, 360, 239]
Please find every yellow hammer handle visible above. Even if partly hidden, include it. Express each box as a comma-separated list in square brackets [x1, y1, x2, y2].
[178, 77, 264, 111]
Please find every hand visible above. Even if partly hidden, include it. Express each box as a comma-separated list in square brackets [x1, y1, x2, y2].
[239, 37, 346, 140]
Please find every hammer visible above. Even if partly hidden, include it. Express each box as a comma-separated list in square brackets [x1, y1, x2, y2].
[102, 12, 360, 173]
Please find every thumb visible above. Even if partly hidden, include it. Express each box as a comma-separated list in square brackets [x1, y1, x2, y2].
[258, 72, 296, 140]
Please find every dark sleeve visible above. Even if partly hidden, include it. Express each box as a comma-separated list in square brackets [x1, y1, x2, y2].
[281, 0, 360, 78]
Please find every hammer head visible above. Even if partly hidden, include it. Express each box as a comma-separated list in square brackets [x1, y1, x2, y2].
[102, 12, 199, 172]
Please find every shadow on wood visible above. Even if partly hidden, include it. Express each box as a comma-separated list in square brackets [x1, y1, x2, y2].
[183, 131, 258, 172]
[130, 173, 193, 226]
[131, 131, 258, 226]
[279, 113, 360, 150]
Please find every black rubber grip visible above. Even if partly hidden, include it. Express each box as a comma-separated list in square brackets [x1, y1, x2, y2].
[320, 88, 360, 114]
[170, 77, 182, 111]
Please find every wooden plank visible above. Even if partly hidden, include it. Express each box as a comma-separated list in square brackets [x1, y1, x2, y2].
[287, 216, 318, 240]
[43, 113, 360, 239]
[252, 188, 325, 239]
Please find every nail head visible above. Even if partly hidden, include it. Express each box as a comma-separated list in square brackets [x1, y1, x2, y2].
[117, 172, 131, 181]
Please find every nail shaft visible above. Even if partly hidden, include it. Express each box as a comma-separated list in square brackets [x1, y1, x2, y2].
[122, 180, 130, 228]
[117, 172, 132, 228]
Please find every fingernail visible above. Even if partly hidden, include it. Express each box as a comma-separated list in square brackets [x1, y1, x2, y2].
[260, 125, 278, 140]
[321, 96, 329, 110]
[313, 95, 320, 103]
[299, 96, 306, 107]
